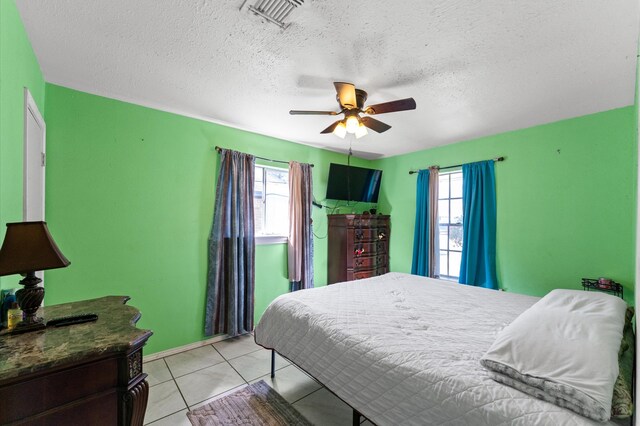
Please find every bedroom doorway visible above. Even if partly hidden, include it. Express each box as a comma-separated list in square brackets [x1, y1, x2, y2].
[23, 88, 46, 222]
[23, 88, 46, 284]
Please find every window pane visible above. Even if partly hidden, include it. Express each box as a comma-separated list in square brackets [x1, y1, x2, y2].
[254, 167, 264, 235]
[266, 169, 288, 195]
[438, 200, 449, 225]
[439, 225, 448, 250]
[439, 250, 448, 276]
[254, 167, 264, 195]
[254, 202, 264, 235]
[438, 174, 449, 199]
[449, 225, 463, 250]
[450, 172, 463, 198]
[449, 251, 462, 278]
[263, 168, 289, 236]
[450, 199, 463, 225]
[255, 166, 264, 182]
[264, 194, 288, 235]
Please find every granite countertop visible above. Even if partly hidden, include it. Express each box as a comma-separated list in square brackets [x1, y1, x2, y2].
[0, 296, 153, 382]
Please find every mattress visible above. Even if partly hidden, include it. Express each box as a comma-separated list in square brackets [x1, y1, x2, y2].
[254, 272, 618, 425]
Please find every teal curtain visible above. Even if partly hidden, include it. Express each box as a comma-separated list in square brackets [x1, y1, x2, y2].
[459, 161, 498, 289]
[205, 149, 255, 337]
[411, 170, 430, 276]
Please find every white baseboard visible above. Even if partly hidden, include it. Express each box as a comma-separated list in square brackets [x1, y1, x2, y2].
[143, 334, 230, 362]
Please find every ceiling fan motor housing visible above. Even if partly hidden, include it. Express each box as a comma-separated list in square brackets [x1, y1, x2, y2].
[336, 88, 368, 110]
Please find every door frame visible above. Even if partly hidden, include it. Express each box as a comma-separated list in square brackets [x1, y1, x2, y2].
[23, 87, 46, 221]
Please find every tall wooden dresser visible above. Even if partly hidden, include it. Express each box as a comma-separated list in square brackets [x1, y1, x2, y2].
[328, 214, 390, 284]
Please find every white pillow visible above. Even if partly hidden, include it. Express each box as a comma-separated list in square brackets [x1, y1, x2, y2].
[480, 289, 627, 421]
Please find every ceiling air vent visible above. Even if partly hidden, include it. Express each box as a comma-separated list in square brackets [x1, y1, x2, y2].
[240, 0, 304, 29]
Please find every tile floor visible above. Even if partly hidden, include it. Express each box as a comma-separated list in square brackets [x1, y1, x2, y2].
[143, 334, 372, 425]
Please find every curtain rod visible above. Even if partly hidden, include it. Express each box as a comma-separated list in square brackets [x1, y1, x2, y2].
[408, 157, 505, 175]
[215, 146, 314, 167]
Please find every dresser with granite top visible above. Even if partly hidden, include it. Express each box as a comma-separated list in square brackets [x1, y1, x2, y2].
[0, 296, 153, 425]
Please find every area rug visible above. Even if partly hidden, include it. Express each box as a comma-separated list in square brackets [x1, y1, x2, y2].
[187, 380, 313, 426]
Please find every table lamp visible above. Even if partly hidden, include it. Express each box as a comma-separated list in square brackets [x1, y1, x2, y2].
[0, 222, 70, 332]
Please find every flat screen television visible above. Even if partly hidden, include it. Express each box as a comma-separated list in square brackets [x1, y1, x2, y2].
[325, 163, 383, 203]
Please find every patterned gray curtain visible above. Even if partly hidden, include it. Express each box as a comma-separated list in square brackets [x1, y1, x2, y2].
[205, 149, 255, 337]
[288, 162, 313, 292]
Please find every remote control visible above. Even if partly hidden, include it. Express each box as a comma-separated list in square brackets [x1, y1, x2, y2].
[46, 313, 98, 327]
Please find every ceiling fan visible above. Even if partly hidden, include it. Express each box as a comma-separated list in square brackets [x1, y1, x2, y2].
[289, 82, 417, 139]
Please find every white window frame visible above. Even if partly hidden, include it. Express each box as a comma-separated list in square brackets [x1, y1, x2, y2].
[439, 170, 463, 280]
[254, 164, 289, 245]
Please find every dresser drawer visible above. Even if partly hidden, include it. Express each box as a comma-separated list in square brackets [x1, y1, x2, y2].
[352, 255, 376, 270]
[349, 269, 376, 280]
[351, 241, 386, 257]
[352, 255, 388, 271]
[349, 227, 389, 243]
[376, 266, 389, 276]
[347, 217, 374, 228]
[345, 216, 390, 228]
[0, 357, 118, 423]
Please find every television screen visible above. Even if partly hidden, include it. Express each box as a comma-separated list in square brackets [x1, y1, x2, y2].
[325, 163, 383, 203]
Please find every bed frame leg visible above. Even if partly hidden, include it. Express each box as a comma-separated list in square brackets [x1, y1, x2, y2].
[270, 349, 275, 378]
[352, 409, 361, 425]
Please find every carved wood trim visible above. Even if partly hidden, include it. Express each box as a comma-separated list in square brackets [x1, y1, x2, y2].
[128, 351, 143, 380]
[122, 379, 149, 426]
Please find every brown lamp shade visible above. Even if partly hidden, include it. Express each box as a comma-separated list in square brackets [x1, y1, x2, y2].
[0, 221, 70, 276]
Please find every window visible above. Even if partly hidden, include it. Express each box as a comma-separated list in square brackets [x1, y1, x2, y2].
[438, 171, 463, 279]
[254, 165, 289, 243]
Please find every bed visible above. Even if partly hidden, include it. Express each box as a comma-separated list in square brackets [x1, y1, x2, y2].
[254, 272, 628, 425]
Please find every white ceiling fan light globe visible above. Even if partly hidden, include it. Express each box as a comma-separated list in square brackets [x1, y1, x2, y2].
[355, 123, 368, 139]
[333, 121, 347, 138]
[345, 115, 360, 133]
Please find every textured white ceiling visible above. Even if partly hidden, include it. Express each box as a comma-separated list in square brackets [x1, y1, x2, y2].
[17, 0, 639, 159]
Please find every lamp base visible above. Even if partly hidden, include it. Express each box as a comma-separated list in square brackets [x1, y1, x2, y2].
[15, 271, 45, 328]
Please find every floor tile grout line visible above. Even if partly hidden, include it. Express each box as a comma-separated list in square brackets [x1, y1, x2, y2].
[162, 356, 190, 411]
[163, 344, 267, 380]
[144, 407, 187, 426]
[187, 383, 250, 410]
[164, 356, 227, 379]
[290, 385, 325, 405]
[220, 346, 263, 361]
[225, 356, 252, 385]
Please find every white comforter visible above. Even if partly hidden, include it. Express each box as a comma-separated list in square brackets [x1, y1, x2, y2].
[254, 273, 617, 425]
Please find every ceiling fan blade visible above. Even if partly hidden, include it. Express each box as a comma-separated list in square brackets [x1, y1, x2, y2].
[320, 120, 342, 134]
[361, 116, 391, 133]
[333, 82, 358, 109]
[290, 110, 338, 115]
[365, 98, 416, 115]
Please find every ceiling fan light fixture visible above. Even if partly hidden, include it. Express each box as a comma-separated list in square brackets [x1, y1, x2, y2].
[355, 123, 368, 139]
[333, 121, 347, 138]
[345, 115, 360, 134]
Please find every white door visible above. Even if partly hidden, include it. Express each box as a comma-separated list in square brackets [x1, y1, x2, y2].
[23, 89, 46, 285]
[23, 88, 46, 222]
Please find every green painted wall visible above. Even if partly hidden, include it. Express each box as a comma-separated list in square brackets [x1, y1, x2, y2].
[374, 107, 637, 303]
[43, 84, 371, 354]
[0, 0, 46, 288]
